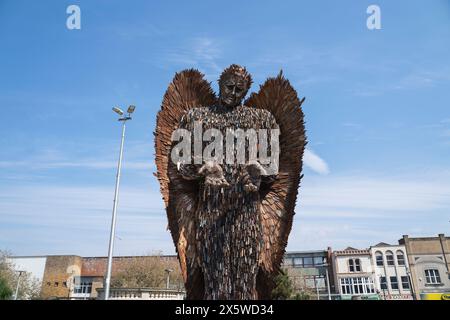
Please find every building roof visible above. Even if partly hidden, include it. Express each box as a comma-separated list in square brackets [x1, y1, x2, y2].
[399, 234, 449, 244]
[285, 250, 328, 256]
[334, 247, 370, 255]
[372, 242, 391, 247]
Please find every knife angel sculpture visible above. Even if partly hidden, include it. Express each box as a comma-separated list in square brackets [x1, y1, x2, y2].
[155, 65, 306, 299]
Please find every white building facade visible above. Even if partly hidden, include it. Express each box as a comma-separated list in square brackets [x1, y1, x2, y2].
[332, 248, 378, 300]
[369, 243, 413, 300]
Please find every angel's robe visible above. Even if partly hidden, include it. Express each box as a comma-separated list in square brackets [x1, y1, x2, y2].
[175, 104, 279, 299]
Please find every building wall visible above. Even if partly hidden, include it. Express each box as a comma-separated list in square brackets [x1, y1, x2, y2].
[332, 249, 377, 299]
[334, 255, 373, 275]
[41, 255, 82, 299]
[400, 234, 450, 300]
[369, 245, 412, 299]
[283, 250, 334, 299]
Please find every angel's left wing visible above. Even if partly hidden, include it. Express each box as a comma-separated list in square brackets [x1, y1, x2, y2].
[245, 72, 306, 296]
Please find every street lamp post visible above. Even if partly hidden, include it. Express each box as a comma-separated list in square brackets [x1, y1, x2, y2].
[314, 276, 320, 300]
[104, 105, 136, 300]
[314, 263, 332, 300]
[14, 271, 25, 300]
[325, 267, 331, 300]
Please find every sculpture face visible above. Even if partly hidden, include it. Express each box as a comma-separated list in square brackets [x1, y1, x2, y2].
[219, 75, 248, 108]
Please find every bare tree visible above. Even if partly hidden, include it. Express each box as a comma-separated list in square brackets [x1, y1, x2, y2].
[0, 250, 41, 299]
[285, 267, 319, 300]
[111, 254, 183, 290]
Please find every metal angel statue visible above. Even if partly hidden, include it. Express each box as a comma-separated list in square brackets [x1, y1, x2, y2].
[155, 64, 306, 299]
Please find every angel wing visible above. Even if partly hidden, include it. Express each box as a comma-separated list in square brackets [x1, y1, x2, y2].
[245, 72, 306, 298]
[154, 69, 217, 298]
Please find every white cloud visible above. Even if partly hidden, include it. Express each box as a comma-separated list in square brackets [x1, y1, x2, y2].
[351, 67, 450, 97]
[0, 160, 154, 170]
[287, 172, 450, 250]
[2, 169, 450, 256]
[0, 141, 156, 171]
[0, 184, 173, 256]
[298, 174, 450, 213]
[341, 122, 362, 129]
[287, 220, 409, 251]
[303, 148, 330, 175]
[163, 37, 223, 79]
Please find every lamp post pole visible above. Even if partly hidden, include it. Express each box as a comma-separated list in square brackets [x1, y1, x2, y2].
[14, 271, 25, 300]
[325, 267, 331, 300]
[104, 106, 135, 300]
[316, 263, 331, 300]
[165, 269, 173, 290]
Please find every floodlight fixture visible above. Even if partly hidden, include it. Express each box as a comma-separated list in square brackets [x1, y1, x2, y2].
[112, 107, 124, 116]
[127, 105, 136, 114]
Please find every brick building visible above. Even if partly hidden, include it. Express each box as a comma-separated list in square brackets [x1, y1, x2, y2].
[399, 234, 450, 300]
[10, 254, 181, 299]
[9, 234, 450, 300]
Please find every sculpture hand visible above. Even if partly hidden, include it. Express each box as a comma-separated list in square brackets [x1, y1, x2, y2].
[241, 161, 268, 193]
[177, 162, 201, 180]
[245, 160, 267, 178]
[199, 161, 230, 188]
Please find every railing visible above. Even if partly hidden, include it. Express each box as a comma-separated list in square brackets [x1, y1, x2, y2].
[96, 287, 186, 300]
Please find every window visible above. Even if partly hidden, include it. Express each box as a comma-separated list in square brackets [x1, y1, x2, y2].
[314, 256, 325, 266]
[354, 277, 364, 294]
[401, 276, 410, 290]
[74, 282, 92, 294]
[349, 259, 355, 272]
[303, 257, 313, 267]
[355, 259, 361, 272]
[73, 277, 93, 295]
[390, 276, 399, 290]
[340, 277, 375, 295]
[396, 251, 405, 266]
[54, 282, 59, 287]
[425, 269, 441, 284]
[386, 251, 395, 266]
[380, 276, 387, 290]
[348, 258, 361, 272]
[340, 278, 352, 295]
[375, 251, 384, 266]
[293, 257, 303, 267]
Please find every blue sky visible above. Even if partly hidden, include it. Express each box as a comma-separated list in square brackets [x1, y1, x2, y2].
[1, 0, 449, 256]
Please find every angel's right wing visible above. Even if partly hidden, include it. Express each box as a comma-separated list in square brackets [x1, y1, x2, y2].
[154, 69, 217, 298]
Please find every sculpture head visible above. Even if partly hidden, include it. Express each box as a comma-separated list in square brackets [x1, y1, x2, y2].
[219, 64, 252, 108]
